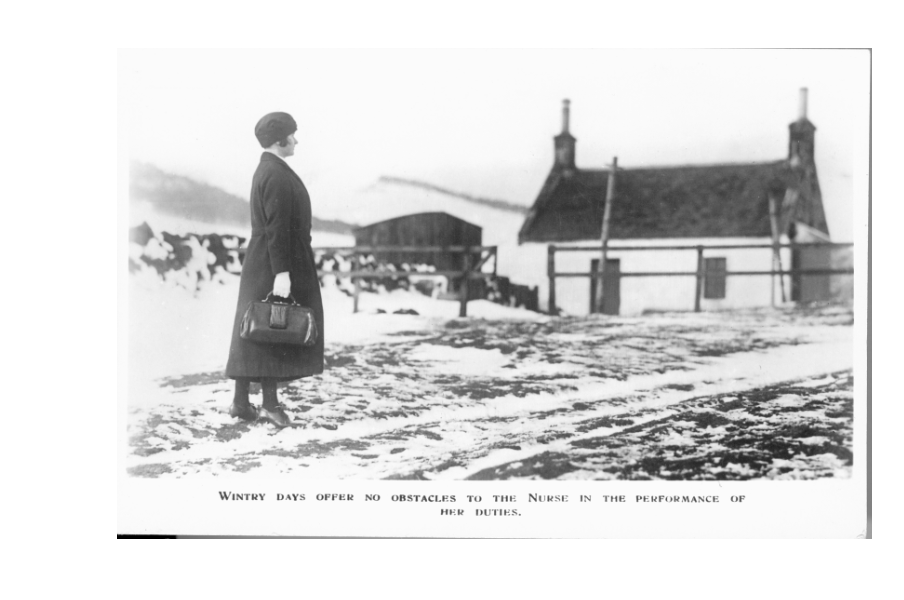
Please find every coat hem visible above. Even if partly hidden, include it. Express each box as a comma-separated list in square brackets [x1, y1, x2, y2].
[224, 368, 324, 383]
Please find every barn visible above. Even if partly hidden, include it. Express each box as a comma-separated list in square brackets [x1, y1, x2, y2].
[517, 90, 849, 316]
[354, 211, 482, 268]
[353, 212, 485, 298]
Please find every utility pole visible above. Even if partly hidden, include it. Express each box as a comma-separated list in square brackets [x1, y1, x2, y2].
[768, 194, 783, 305]
[594, 156, 617, 314]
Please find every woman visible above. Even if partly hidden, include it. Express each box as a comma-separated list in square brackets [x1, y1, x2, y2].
[224, 112, 325, 427]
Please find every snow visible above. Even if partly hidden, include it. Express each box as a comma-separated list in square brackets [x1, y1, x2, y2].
[125, 272, 855, 480]
[407, 345, 509, 376]
[797, 375, 835, 388]
[130, 202, 248, 237]
[130, 202, 356, 249]
[311, 232, 355, 248]
[798, 436, 832, 445]
[660, 429, 697, 447]
[329, 286, 544, 323]
[771, 394, 806, 407]
[127, 275, 547, 402]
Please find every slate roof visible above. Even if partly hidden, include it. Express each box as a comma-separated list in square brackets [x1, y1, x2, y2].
[518, 160, 829, 243]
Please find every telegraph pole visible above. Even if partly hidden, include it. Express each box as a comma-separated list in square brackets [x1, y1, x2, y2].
[594, 156, 617, 314]
[768, 194, 783, 305]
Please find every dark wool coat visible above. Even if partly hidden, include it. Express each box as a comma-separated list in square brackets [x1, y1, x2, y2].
[225, 152, 324, 381]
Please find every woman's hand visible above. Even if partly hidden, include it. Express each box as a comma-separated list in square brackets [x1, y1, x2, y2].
[272, 271, 292, 298]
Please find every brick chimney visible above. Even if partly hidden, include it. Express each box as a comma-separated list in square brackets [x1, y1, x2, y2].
[554, 99, 577, 170]
[788, 87, 816, 166]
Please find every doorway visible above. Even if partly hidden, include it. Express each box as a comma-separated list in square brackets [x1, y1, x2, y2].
[791, 245, 832, 303]
[590, 258, 620, 315]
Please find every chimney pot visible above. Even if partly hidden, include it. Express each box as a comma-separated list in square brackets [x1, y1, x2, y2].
[798, 87, 808, 120]
[562, 99, 571, 133]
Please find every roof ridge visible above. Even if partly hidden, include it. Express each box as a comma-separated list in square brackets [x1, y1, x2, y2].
[576, 159, 787, 173]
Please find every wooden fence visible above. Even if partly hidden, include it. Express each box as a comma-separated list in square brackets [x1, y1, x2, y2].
[314, 245, 498, 317]
[547, 242, 854, 315]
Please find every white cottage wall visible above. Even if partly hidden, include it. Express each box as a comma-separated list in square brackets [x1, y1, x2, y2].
[521, 238, 792, 316]
[503, 242, 553, 307]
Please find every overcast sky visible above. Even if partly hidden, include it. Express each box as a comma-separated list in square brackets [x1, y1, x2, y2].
[121, 49, 869, 241]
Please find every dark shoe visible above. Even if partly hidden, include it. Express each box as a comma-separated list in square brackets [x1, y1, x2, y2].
[229, 402, 259, 422]
[260, 404, 292, 428]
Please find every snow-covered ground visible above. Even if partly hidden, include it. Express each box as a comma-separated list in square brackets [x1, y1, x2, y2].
[125, 273, 854, 480]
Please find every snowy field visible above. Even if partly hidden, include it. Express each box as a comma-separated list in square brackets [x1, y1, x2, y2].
[125, 274, 854, 480]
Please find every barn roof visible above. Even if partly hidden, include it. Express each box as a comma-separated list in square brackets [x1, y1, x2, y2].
[518, 160, 829, 243]
[353, 211, 481, 233]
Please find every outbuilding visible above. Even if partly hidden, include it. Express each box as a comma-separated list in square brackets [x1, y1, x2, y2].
[354, 212, 485, 298]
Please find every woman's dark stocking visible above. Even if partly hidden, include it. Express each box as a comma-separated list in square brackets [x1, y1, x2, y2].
[261, 379, 279, 410]
[233, 378, 251, 408]
[228, 377, 258, 421]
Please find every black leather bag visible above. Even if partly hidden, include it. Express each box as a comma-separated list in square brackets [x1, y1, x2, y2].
[240, 293, 318, 346]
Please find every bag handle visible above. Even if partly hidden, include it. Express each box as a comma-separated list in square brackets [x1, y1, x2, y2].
[263, 292, 299, 306]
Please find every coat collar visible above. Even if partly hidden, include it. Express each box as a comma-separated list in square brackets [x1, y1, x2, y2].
[260, 152, 303, 184]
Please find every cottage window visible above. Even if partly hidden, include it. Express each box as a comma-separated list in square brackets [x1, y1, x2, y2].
[703, 257, 727, 299]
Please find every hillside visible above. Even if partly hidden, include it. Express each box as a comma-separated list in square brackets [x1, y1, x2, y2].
[129, 161, 356, 235]
[330, 177, 526, 245]
[377, 176, 528, 215]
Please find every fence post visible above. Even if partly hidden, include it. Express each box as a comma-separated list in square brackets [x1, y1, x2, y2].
[353, 253, 361, 314]
[547, 245, 557, 316]
[788, 240, 796, 303]
[694, 246, 704, 312]
[459, 251, 471, 318]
